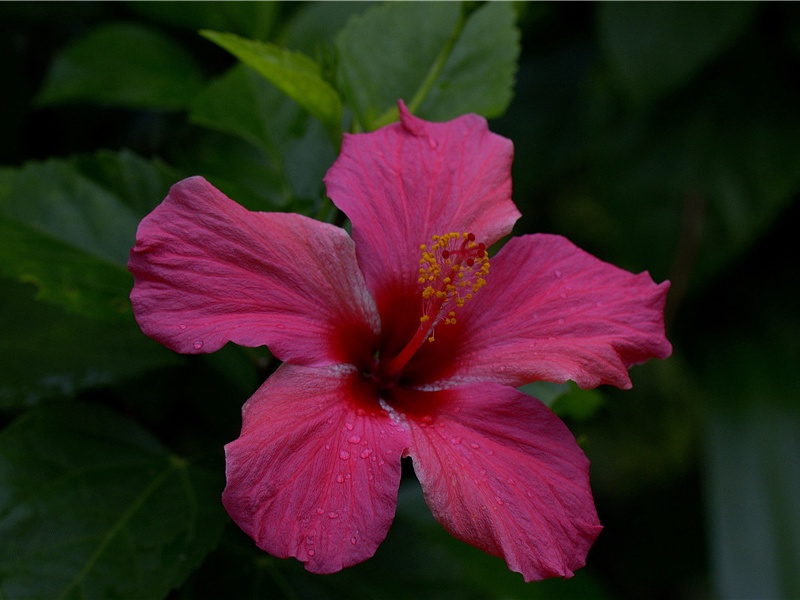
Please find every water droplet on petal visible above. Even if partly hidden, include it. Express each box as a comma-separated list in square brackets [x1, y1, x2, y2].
[348, 435, 361, 444]
[328, 512, 339, 519]
[344, 422, 354, 431]
[193, 340, 204, 350]
[469, 442, 480, 449]
[339, 451, 350, 460]
[336, 474, 344, 483]
[360, 448, 373, 459]
[179, 324, 187, 330]
[307, 549, 315, 557]
[451, 437, 462, 445]
[554, 269, 563, 278]
[507, 478, 516, 485]
[559, 292, 567, 299]
[350, 537, 357, 545]
[495, 497, 505, 506]
[316, 507, 324, 515]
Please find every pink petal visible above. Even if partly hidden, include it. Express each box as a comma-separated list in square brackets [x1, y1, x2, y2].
[446, 234, 672, 389]
[324, 101, 520, 321]
[128, 176, 379, 365]
[223, 364, 411, 574]
[396, 382, 602, 581]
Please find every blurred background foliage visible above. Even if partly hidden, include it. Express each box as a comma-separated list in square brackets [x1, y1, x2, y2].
[0, 2, 798, 599]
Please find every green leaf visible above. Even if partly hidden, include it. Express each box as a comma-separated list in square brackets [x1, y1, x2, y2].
[200, 30, 343, 145]
[281, 1, 375, 55]
[0, 158, 144, 320]
[35, 22, 204, 111]
[0, 402, 227, 599]
[68, 148, 181, 217]
[0, 278, 180, 409]
[335, 2, 519, 130]
[189, 63, 335, 210]
[705, 404, 800, 599]
[555, 40, 800, 285]
[417, 1, 520, 121]
[125, 1, 278, 40]
[598, 3, 757, 105]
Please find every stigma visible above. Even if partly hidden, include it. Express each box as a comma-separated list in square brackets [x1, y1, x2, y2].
[418, 232, 490, 341]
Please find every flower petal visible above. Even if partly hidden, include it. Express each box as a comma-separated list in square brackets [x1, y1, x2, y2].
[395, 382, 602, 581]
[223, 363, 411, 574]
[447, 234, 672, 389]
[128, 176, 379, 365]
[324, 101, 520, 318]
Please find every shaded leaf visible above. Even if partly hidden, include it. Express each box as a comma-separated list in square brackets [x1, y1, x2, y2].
[35, 22, 204, 111]
[0, 402, 227, 599]
[705, 404, 800, 599]
[598, 3, 757, 105]
[125, 1, 278, 40]
[0, 158, 143, 320]
[0, 278, 180, 409]
[188, 64, 334, 208]
[335, 2, 518, 130]
[200, 30, 343, 145]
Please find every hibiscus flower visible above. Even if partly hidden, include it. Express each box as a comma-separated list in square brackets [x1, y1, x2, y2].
[128, 101, 671, 581]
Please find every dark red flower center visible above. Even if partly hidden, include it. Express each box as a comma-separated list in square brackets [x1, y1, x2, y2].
[376, 232, 488, 381]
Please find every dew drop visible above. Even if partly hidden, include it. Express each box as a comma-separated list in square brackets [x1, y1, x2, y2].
[451, 437, 462, 445]
[428, 137, 437, 149]
[350, 537, 357, 545]
[495, 496, 505, 506]
[179, 324, 187, 330]
[360, 448, 373, 459]
[554, 269, 563, 278]
[348, 435, 361, 444]
[344, 422, 354, 431]
[421, 415, 434, 424]
[507, 478, 516, 485]
[559, 292, 567, 299]
[339, 451, 350, 460]
[193, 340, 204, 350]
[307, 549, 315, 557]
[336, 474, 344, 483]
[328, 512, 339, 519]
[469, 442, 480, 449]
[316, 507, 324, 515]
[356, 408, 366, 416]
[325, 444, 331, 450]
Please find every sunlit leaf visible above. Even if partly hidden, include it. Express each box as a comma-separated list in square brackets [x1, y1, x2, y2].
[0, 402, 227, 599]
[35, 22, 204, 110]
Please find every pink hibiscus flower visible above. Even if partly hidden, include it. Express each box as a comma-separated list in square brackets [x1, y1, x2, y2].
[128, 102, 671, 581]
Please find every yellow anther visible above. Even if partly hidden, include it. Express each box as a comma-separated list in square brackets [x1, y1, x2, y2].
[416, 231, 489, 342]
